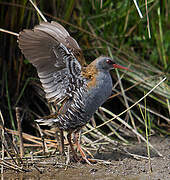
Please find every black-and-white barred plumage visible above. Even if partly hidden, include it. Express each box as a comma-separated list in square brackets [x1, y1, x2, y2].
[18, 21, 129, 160]
[18, 21, 123, 131]
[18, 21, 89, 130]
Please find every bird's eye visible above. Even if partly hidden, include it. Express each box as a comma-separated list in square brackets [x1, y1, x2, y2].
[106, 59, 113, 64]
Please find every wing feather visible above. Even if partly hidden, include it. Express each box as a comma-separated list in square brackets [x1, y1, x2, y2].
[18, 21, 86, 102]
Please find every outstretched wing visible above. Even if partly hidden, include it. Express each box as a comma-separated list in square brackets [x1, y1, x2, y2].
[18, 21, 86, 102]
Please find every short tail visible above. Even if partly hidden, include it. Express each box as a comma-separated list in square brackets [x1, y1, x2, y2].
[35, 118, 58, 126]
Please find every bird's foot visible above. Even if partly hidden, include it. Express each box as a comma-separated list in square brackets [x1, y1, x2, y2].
[71, 154, 96, 165]
[76, 141, 96, 164]
[72, 154, 82, 162]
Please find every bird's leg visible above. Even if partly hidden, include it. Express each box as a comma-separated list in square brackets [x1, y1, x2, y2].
[55, 130, 65, 155]
[74, 131, 91, 164]
[75, 131, 96, 164]
[74, 131, 86, 158]
[59, 130, 65, 154]
[67, 131, 79, 162]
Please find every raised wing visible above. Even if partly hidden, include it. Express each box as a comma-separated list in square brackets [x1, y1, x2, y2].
[18, 21, 86, 102]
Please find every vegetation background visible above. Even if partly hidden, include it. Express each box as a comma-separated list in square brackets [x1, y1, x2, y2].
[0, 0, 169, 148]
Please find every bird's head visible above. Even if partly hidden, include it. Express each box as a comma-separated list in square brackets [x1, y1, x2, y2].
[95, 56, 129, 72]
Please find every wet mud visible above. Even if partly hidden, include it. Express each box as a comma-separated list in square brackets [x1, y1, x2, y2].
[1, 136, 170, 180]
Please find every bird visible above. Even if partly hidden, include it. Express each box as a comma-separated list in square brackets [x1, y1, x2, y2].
[18, 21, 129, 162]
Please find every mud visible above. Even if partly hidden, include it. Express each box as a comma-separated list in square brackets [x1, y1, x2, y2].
[1, 136, 170, 180]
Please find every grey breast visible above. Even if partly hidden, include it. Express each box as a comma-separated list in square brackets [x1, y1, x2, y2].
[83, 71, 113, 117]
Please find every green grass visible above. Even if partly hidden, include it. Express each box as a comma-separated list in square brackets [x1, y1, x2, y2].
[0, 0, 169, 149]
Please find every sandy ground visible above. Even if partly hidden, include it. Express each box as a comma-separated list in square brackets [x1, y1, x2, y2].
[1, 136, 170, 180]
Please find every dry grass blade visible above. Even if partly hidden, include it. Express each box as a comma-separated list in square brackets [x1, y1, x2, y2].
[2, 142, 18, 166]
[84, 77, 167, 134]
[0, 28, 19, 36]
[36, 123, 49, 154]
[83, 77, 167, 156]
[0, 1, 169, 171]
[0, 125, 57, 148]
[116, 69, 141, 142]
[133, 0, 143, 18]
[145, 0, 151, 38]
[100, 107, 162, 157]
[16, 107, 25, 157]
[0, 160, 28, 172]
[112, 87, 170, 123]
[29, 0, 47, 22]
[0, 110, 5, 174]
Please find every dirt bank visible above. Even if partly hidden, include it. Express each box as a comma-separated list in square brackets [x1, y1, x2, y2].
[1, 136, 170, 180]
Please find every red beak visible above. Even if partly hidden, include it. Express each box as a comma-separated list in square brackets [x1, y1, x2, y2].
[113, 64, 130, 71]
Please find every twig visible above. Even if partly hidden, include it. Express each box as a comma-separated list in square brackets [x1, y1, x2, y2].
[0, 125, 57, 147]
[16, 107, 25, 157]
[0, 110, 5, 174]
[2, 142, 18, 166]
[122, 147, 150, 160]
[111, 88, 170, 123]
[116, 68, 141, 143]
[84, 77, 166, 135]
[109, 75, 160, 100]
[36, 123, 48, 154]
[29, 0, 47, 22]
[4, 130, 23, 165]
[89, 159, 113, 165]
[86, 21, 101, 56]
[65, 146, 70, 170]
[33, 164, 43, 174]
[83, 77, 167, 156]
[0, 160, 28, 172]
